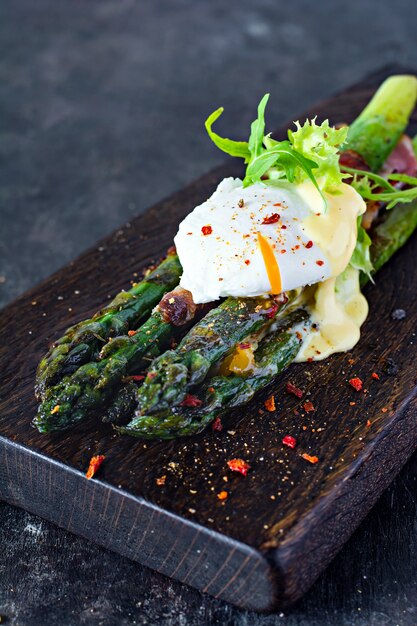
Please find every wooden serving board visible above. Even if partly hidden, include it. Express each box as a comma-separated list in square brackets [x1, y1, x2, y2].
[1, 67, 416, 612]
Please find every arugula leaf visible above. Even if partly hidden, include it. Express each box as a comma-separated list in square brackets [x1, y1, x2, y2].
[350, 217, 374, 281]
[342, 166, 417, 209]
[243, 140, 321, 196]
[248, 94, 269, 159]
[288, 118, 349, 192]
[205, 107, 251, 161]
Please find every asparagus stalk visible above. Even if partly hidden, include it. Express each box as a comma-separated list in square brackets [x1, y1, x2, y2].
[34, 287, 198, 433]
[344, 75, 417, 172]
[118, 310, 308, 438]
[133, 293, 295, 416]
[35, 250, 182, 397]
[117, 199, 417, 439]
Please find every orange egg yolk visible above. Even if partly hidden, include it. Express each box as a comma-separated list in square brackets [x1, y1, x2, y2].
[257, 232, 282, 294]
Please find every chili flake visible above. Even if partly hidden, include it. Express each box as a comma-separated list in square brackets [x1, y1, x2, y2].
[212, 416, 223, 432]
[244, 259, 251, 265]
[50, 405, 60, 415]
[264, 395, 276, 412]
[128, 330, 137, 337]
[86, 455, 105, 480]
[282, 435, 297, 449]
[349, 377, 363, 391]
[305, 240, 313, 249]
[371, 372, 380, 380]
[156, 475, 166, 486]
[316, 260, 324, 266]
[301, 453, 319, 464]
[180, 394, 202, 407]
[130, 374, 145, 382]
[303, 400, 315, 412]
[366, 420, 372, 427]
[217, 490, 228, 500]
[227, 458, 250, 476]
[286, 382, 303, 398]
[262, 213, 280, 224]
[201, 225, 213, 236]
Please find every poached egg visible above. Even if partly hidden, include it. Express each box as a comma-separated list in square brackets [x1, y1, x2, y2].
[175, 177, 366, 304]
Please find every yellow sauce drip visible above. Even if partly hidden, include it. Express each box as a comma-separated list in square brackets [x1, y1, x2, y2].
[257, 231, 282, 294]
[219, 344, 255, 376]
[295, 266, 368, 362]
[300, 182, 366, 277]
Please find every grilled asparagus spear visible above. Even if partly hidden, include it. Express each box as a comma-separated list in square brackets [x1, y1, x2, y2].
[117, 198, 417, 438]
[344, 75, 417, 172]
[36, 249, 182, 397]
[34, 287, 198, 432]
[118, 310, 308, 438]
[133, 293, 293, 415]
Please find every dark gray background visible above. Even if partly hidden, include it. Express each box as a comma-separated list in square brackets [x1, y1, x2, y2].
[0, 1, 416, 624]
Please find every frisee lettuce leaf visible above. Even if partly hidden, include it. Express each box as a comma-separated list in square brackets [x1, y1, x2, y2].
[350, 217, 374, 281]
[342, 166, 417, 210]
[288, 119, 349, 192]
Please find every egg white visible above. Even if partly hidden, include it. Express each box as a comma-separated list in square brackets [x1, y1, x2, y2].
[175, 177, 365, 304]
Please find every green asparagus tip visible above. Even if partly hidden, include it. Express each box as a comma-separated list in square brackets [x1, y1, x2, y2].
[346, 74, 417, 172]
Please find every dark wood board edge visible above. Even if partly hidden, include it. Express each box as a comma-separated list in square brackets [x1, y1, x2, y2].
[0, 436, 280, 612]
[271, 395, 417, 607]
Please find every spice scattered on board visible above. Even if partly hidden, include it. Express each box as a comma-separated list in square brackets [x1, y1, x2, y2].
[282, 435, 297, 449]
[303, 400, 315, 412]
[227, 458, 250, 476]
[349, 377, 363, 391]
[264, 395, 276, 412]
[86, 455, 105, 480]
[156, 475, 166, 486]
[286, 382, 303, 398]
[212, 416, 223, 432]
[301, 453, 319, 464]
[217, 491, 228, 500]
